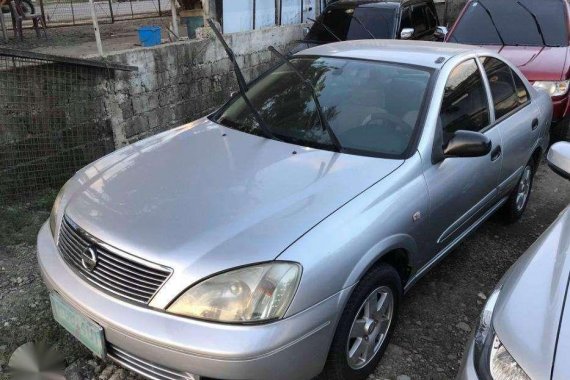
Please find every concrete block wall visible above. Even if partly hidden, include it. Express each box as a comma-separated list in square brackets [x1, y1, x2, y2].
[0, 61, 115, 197]
[105, 24, 304, 147]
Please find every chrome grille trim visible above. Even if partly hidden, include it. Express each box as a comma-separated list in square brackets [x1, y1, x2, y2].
[107, 345, 197, 380]
[57, 216, 172, 304]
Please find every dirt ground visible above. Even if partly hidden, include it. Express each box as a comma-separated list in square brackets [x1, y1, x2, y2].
[0, 162, 569, 380]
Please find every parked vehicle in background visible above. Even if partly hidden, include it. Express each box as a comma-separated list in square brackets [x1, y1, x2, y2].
[291, 0, 447, 53]
[457, 141, 570, 380]
[445, 0, 570, 141]
[38, 40, 550, 380]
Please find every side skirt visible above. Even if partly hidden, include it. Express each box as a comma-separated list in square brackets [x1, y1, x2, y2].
[403, 196, 508, 293]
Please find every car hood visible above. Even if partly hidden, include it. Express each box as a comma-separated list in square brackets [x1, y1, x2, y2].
[484, 45, 568, 81]
[62, 118, 403, 280]
[493, 206, 570, 379]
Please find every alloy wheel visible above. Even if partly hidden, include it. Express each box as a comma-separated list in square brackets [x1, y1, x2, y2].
[516, 165, 532, 212]
[346, 286, 394, 370]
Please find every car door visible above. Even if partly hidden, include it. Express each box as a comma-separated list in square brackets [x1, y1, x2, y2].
[423, 58, 503, 254]
[479, 56, 541, 197]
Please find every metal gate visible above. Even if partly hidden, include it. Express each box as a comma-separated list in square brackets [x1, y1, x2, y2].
[38, 0, 171, 26]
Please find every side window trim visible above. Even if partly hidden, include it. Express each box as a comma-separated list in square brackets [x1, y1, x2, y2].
[475, 56, 497, 131]
[477, 55, 532, 129]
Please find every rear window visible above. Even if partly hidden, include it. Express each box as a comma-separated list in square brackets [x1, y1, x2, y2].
[306, 6, 397, 42]
[449, 0, 568, 47]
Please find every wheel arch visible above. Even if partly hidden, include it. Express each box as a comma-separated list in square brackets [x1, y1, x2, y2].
[531, 146, 543, 172]
[343, 234, 419, 292]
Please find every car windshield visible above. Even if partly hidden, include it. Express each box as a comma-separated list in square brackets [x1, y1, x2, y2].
[449, 0, 568, 47]
[305, 6, 397, 42]
[214, 56, 432, 157]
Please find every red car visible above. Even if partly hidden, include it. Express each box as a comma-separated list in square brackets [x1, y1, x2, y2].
[446, 0, 570, 140]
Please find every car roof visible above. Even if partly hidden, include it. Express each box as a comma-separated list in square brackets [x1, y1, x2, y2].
[294, 40, 483, 69]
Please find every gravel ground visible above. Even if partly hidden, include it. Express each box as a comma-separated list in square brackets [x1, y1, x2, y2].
[0, 162, 569, 380]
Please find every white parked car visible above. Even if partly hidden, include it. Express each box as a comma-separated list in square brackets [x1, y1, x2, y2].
[458, 141, 570, 380]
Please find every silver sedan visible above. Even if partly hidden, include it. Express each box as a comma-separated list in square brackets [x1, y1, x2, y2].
[458, 141, 570, 380]
[38, 40, 550, 380]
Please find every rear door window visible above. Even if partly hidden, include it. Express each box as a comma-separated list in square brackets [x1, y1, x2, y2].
[480, 57, 529, 120]
[440, 59, 490, 133]
[513, 72, 530, 105]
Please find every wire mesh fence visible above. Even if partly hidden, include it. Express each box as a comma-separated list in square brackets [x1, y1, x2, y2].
[40, 0, 171, 26]
[0, 49, 123, 201]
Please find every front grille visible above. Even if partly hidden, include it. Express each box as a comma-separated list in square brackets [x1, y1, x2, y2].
[107, 344, 197, 380]
[57, 216, 172, 304]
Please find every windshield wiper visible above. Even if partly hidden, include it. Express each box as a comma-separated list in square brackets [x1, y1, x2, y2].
[351, 14, 376, 39]
[207, 19, 278, 141]
[308, 17, 342, 41]
[516, 1, 548, 47]
[268, 46, 343, 152]
[477, 0, 505, 46]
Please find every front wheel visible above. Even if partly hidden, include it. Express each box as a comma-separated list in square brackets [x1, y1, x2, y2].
[319, 264, 402, 380]
[502, 159, 535, 223]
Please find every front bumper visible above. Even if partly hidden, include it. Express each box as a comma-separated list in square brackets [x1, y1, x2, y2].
[37, 222, 349, 380]
[456, 339, 478, 380]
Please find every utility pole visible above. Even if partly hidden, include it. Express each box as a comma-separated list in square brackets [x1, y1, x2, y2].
[171, 0, 179, 39]
[88, 0, 104, 56]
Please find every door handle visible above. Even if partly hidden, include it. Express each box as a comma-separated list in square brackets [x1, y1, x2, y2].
[491, 145, 502, 161]
[532, 118, 539, 130]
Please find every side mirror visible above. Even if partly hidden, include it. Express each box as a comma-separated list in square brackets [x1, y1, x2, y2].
[400, 28, 415, 40]
[303, 26, 310, 37]
[434, 26, 448, 41]
[547, 142, 570, 180]
[443, 130, 492, 158]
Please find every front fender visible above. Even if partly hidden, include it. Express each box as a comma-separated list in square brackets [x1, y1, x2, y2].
[280, 154, 429, 318]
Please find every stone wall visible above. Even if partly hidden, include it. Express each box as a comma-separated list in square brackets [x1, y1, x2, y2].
[103, 24, 304, 147]
[0, 24, 304, 198]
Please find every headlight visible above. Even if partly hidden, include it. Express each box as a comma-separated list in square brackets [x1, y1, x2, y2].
[533, 80, 570, 97]
[167, 262, 301, 323]
[473, 285, 530, 379]
[49, 186, 66, 238]
[489, 335, 530, 380]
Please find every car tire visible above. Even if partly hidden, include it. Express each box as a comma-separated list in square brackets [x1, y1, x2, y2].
[319, 264, 402, 380]
[502, 158, 535, 223]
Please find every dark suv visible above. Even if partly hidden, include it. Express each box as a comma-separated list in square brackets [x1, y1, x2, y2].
[292, 0, 445, 53]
